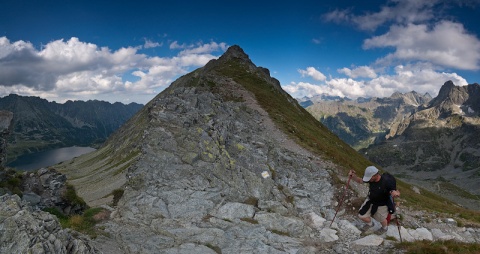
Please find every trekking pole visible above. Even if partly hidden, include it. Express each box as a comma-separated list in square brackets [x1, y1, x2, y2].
[395, 212, 403, 243]
[330, 174, 352, 227]
[391, 196, 403, 243]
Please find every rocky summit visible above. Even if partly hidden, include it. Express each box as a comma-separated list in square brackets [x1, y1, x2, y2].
[19, 46, 480, 253]
[91, 45, 339, 253]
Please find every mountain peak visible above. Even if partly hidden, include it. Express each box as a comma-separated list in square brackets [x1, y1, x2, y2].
[213, 45, 254, 67]
[222, 45, 249, 59]
[437, 80, 456, 97]
[429, 80, 467, 110]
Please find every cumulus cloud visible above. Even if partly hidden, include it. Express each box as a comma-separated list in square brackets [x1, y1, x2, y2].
[298, 67, 327, 81]
[143, 39, 162, 49]
[338, 66, 377, 78]
[364, 21, 480, 70]
[285, 62, 468, 99]
[0, 37, 227, 103]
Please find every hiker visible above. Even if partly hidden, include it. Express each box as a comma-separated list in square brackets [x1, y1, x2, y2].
[348, 166, 400, 235]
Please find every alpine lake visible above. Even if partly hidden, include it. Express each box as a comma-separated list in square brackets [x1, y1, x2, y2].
[7, 146, 96, 171]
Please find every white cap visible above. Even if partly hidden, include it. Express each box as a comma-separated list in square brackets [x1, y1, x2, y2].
[363, 166, 379, 182]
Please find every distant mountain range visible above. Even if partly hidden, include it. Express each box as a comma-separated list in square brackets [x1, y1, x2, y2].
[302, 91, 432, 150]
[0, 94, 143, 162]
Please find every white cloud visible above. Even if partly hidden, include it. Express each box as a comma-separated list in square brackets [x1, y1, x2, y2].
[143, 39, 162, 49]
[169, 41, 186, 49]
[338, 66, 377, 78]
[178, 42, 228, 56]
[283, 81, 347, 98]
[323, 0, 439, 31]
[353, 0, 437, 31]
[322, 9, 352, 24]
[298, 67, 327, 81]
[286, 63, 468, 99]
[364, 21, 480, 70]
[0, 37, 227, 104]
[376, 63, 468, 95]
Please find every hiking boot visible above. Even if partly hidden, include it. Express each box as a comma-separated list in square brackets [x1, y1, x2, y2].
[374, 227, 388, 235]
[359, 223, 374, 232]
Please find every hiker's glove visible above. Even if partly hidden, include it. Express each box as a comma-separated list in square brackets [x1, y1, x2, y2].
[390, 190, 400, 198]
[348, 170, 355, 177]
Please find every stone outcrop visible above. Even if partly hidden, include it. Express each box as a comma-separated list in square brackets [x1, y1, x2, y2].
[21, 167, 88, 215]
[0, 194, 99, 253]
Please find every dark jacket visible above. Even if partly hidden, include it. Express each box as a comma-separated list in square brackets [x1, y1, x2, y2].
[360, 173, 397, 215]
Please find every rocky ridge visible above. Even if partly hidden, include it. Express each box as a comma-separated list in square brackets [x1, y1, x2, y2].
[53, 46, 480, 253]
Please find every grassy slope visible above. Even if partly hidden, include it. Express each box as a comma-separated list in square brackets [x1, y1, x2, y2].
[56, 105, 147, 206]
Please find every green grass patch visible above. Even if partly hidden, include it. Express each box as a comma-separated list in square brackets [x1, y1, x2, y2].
[269, 229, 290, 236]
[43, 207, 69, 226]
[437, 181, 480, 200]
[396, 240, 480, 254]
[64, 184, 87, 207]
[111, 188, 125, 206]
[0, 169, 23, 197]
[243, 196, 259, 207]
[396, 180, 480, 225]
[44, 207, 108, 238]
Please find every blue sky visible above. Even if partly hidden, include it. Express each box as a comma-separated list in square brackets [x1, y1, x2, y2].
[1, 0, 479, 104]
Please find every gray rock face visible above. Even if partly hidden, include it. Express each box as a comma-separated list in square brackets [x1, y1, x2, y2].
[0, 194, 99, 254]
